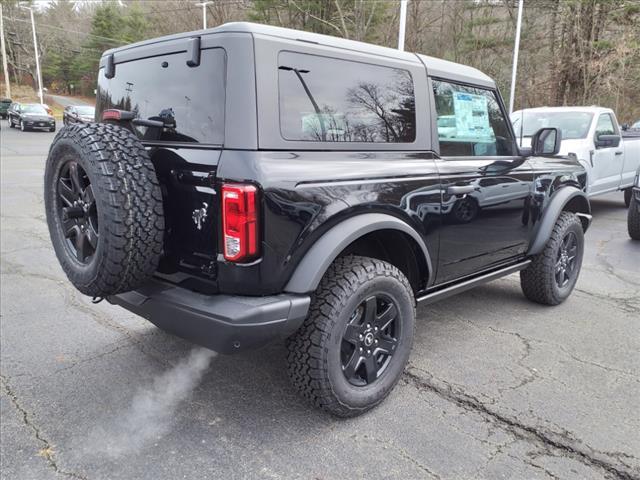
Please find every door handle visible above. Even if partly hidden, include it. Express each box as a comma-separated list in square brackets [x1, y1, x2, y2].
[614, 151, 623, 156]
[447, 185, 475, 195]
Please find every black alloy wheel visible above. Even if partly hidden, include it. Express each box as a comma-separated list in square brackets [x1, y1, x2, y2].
[555, 231, 578, 288]
[287, 255, 415, 417]
[57, 160, 99, 264]
[341, 295, 400, 386]
[520, 211, 584, 305]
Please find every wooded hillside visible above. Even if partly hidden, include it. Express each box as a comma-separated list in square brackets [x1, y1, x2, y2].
[2, 0, 639, 122]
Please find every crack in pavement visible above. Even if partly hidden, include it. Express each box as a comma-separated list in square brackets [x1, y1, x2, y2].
[459, 309, 640, 383]
[403, 368, 639, 480]
[352, 433, 441, 479]
[1, 258, 171, 368]
[0, 374, 88, 480]
[574, 287, 640, 315]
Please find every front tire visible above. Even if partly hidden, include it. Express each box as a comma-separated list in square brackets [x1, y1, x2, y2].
[520, 212, 584, 305]
[628, 196, 640, 240]
[624, 188, 632, 208]
[286, 255, 415, 417]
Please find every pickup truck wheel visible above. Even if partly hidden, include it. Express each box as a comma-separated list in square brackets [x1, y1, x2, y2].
[624, 188, 632, 208]
[628, 198, 640, 240]
[286, 255, 415, 417]
[44, 123, 164, 297]
[520, 212, 584, 305]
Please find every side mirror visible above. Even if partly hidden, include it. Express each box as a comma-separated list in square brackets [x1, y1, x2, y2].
[531, 127, 562, 156]
[595, 134, 621, 148]
[621, 124, 629, 131]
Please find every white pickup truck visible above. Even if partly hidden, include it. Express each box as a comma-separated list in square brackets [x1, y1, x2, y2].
[511, 106, 640, 206]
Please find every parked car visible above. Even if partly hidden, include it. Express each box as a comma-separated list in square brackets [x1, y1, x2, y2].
[44, 22, 591, 417]
[511, 107, 640, 207]
[628, 168, 640, 240]
[621, 120, 640, 132]
[0, 98, 12, 119]
[63, 105, 95, 125]
[8, 103, 56, 132]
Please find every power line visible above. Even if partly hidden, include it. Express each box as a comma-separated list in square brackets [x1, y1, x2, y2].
[1, 15, 125, 45]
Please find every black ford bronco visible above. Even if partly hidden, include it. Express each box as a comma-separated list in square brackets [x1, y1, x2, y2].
[44, 23, 591, 417]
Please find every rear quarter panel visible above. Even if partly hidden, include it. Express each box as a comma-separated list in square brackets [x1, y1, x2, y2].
[216, 150, 441, 295]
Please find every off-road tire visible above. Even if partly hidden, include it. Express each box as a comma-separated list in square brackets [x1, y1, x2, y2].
[44, 123, 164, 297]
[628, 196, 640, 240]
[624, 188, 632, 208]
[520, 212, 584, 305]
[286, 255, 415, 417]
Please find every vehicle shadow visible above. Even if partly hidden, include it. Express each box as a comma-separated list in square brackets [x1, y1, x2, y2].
[125, 278, 529, 422]
[589, 195, 626, 215]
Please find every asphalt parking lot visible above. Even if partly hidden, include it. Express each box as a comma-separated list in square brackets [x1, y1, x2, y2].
[1, 124, 639, 480]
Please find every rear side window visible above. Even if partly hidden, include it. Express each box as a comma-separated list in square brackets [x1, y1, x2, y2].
[96, 48, 226, 144]
[278, 51, 416, 143]
[432, 79, 515, 156]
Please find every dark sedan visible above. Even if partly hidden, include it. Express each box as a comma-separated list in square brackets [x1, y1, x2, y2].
[0, 98, 12, 119]
[8, 103, 56, 132]
[63, 105, 95, 125]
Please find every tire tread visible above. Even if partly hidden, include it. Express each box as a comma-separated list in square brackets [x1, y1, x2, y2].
[286, 255, 414, 417]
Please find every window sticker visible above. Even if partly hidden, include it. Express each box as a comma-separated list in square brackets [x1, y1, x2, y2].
[452, 92, 494, 141]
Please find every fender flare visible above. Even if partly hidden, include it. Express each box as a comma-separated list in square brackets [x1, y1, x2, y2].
[284, 213, 432, 294]
[528, 187, 591, 256]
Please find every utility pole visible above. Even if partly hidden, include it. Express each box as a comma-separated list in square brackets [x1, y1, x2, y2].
[195, 1, 213, 30]
[509, 0, 524, 114]
[19, 3, 43, 105]
[398, 0, 408, 51]
[0, 3, 12, 98]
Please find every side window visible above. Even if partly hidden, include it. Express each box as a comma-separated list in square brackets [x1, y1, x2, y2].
[595, 114, 617, 137]
[278, 51, 416, 143]
[432, 79, 515, 157]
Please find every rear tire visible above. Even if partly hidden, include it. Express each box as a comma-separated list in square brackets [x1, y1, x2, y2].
[628, 196, 640, 240]
[44, 123, 165, 297]
[520, 212, 584, 305]
[286, 255, 415, 417]
[624, 188, 632, 208]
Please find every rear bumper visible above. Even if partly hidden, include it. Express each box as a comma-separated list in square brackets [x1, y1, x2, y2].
[107, 280, 310, 354]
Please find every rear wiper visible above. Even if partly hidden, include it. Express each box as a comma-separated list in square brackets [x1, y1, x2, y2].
[132, 118, 164, 128]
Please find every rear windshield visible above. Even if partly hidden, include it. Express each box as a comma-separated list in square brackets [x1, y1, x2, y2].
[96, 48, 226, 144]
[511, 111, 593, 140]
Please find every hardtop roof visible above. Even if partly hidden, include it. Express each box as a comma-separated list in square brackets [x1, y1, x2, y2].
[511, 106, 614, 115]
[103, 22, 495, 87]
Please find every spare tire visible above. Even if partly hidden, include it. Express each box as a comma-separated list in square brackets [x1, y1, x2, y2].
[44, 123, 164, 297]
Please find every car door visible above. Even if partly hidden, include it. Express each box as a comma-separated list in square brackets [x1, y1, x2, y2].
[430, 78, 533, 284]
[591, 113, 624, 194]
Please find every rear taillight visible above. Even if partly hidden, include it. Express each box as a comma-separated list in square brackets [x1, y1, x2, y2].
[221, 184, 259, 262]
